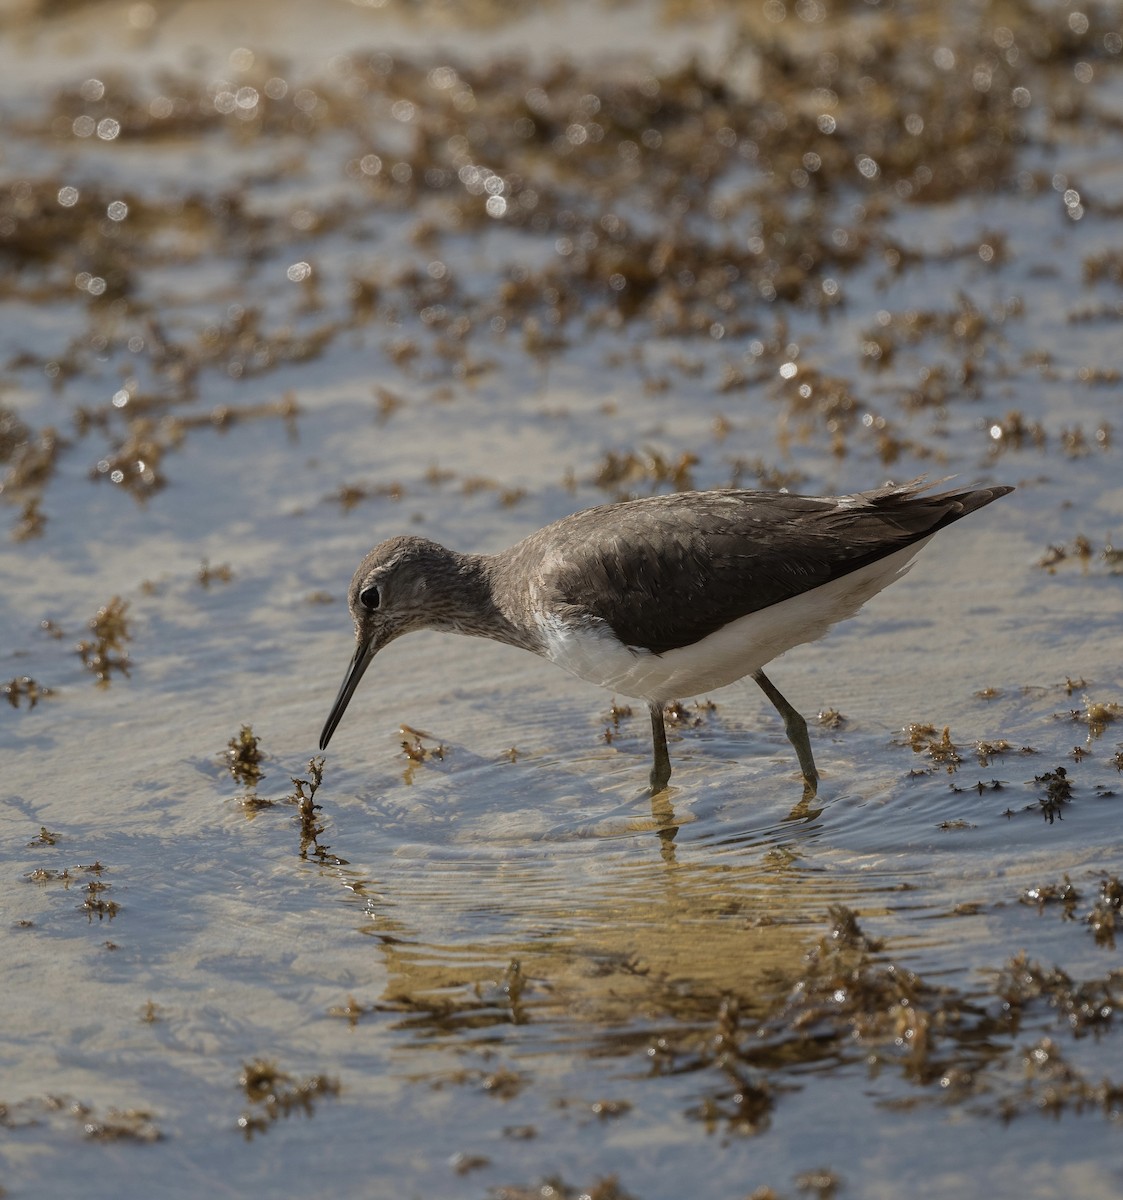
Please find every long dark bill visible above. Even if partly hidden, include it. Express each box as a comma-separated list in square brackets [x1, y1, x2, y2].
[319, 640, 375, 750]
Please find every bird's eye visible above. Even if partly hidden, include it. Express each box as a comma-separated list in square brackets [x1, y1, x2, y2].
[359, 584, 381, 610]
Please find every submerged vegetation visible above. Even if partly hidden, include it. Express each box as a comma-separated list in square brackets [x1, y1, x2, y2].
[1, 0, 1120, 536]
[226, 723, 265, 787]
[237, 1059, 341, 1139]
[75, 596, 131, 686]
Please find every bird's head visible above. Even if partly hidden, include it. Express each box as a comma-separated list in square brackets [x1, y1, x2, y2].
[319, 536, 454, 750]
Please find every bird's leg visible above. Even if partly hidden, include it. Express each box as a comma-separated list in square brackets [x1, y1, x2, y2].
[752, 669, 819, 798]
[649, 703, 672, 795]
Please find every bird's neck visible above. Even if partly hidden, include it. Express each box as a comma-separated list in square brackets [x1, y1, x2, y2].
[429, 549, 542, 654]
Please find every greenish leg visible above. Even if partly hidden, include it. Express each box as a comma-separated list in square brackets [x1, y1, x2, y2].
[649, 703, 672, 795]
[752, 669, 819, 798]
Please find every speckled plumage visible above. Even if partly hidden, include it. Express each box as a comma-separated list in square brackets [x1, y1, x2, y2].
[319, 478, 1012, 795]
[510, 482, 1007, 654]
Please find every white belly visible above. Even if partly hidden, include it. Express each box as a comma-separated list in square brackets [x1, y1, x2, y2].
[535, 539, 930, 703]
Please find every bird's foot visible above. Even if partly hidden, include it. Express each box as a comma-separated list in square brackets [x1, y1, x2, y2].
[649, 765, 672, 796]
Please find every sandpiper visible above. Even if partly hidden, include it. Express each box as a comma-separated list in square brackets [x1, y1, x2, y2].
[319, 478, 1012, 796]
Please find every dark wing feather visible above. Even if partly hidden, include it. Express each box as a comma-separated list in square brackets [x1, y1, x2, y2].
[529, 481, 1011, 654]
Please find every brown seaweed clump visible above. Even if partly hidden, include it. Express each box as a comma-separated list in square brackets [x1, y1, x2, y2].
[226, 724, 265, 787]
[75, 596, 131, 685]
[236, 1058, 340, 1139]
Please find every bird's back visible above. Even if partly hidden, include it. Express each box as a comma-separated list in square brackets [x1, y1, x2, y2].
[508, 480, 1011, 655]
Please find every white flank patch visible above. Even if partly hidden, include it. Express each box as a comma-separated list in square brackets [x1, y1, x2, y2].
[535, 538, 931, 703]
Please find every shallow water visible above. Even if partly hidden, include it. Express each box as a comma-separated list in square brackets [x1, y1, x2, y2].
[2, 1, 1123, 1197]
